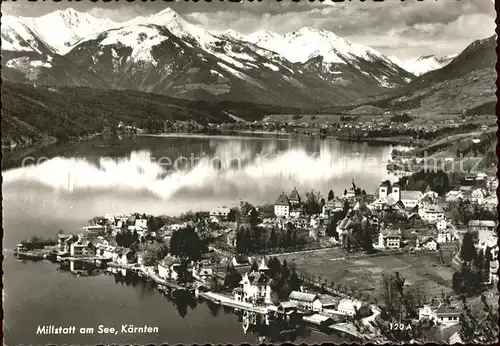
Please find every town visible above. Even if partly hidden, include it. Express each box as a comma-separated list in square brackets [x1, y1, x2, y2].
[15, 168, 499, 343]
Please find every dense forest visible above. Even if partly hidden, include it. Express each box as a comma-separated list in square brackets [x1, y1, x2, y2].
[1, 82, 309, 150]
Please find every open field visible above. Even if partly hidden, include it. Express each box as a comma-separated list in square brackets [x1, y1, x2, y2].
[275, 249, 455, 302]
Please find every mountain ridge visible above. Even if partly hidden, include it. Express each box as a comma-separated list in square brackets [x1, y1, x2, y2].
[2, 7, 414, 107]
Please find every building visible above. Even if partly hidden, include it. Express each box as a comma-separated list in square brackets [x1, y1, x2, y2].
[57, 234, 74, 255]
[232, 254, 251, 267]
[288, 291, 318, 311]
[312, 295, 338, 312]
[377, 229, 401, 249]
[322, 199, 343, 217]
[83, 225, 107, 233]
[470, 188, 487, 204]
[192, 265, 213, 284]
[416, 237, 439, 251]
[489, 260, 499, 284]
[225, 229, 237, 247]
[419, 205, 445, 223]
[372, 183, 423, 211]
[288, 187, 301, 206]
[487, 177, 498, 191]
[418, 303, 460, 325]
[418, 195, 434, 208]
[209, 206, 231, 220]
[445, 189, 463, 202]
[274, 192, 291, 218]
[69, 235, 95, 257]
[437, 229, 453, 244]
[336, 217, 354, 245]
[436, 220, 447, 231]
[422, 187, 439, 200]
[289, 207, 302, 219]
[158, 255, 181, 281]
[310, 215, 321, 228]
[113, 247, 135, 265]
[233, 259, 273, 304]
[400, 190, 423, 209]
[336, 298, 362, 316]
[468, 220, 496, 233]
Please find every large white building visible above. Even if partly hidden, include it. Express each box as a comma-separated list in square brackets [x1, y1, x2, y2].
[233, 258, 272, 304]
[377, 229, 401, 249]
[274, 192, 291, 218]
[209, 206, 231, 220]
[288, 291, 318, 311]
[336, 298, 362, 316]
[371, 182, 423, 211]
[419, 205, 445, 223]
[400, 190, 423, 209]
[418, 303, 460, 326]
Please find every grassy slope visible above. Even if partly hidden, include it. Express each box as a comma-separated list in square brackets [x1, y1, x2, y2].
[347, 36, 496, 117]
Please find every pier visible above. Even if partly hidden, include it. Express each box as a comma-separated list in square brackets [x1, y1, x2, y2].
[198, 291, 268, 315]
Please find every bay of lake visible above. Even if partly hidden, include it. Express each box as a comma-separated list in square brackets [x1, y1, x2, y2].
[2, 133, 404, 344]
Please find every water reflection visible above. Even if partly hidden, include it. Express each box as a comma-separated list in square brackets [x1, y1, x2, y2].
[55, 261, 324, 344]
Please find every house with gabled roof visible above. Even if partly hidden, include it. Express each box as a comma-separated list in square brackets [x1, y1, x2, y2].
[416, 236, 439, 251]
[57, 234, 75, 255]
[158, 254, 181, 281]
[400, 190, 423, 209]
[377, 229, 401, 249]
[322, 199, 343, 217]
[274, 192, 290, 218]
[418, 302, 460, 325]
[233, 260, 273, 304]
[288, 290, 318, 311]
[288, 187, 301, 206]
[419, 205, 445, 223]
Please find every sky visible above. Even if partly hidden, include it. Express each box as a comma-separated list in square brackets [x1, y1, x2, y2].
[2, 0, 496, 60]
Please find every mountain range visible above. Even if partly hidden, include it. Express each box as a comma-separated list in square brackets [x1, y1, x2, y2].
[2, 8, 415, 107]
[1, 7, 495, 115]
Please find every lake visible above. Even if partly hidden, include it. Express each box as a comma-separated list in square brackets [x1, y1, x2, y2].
[2, 133, 403, 344]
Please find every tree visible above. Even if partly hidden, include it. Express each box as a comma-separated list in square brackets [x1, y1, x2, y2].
[328, 190, 334, 201]
[227, 207, 239, 222]
[270, 228, 278, 250]
[224, 264, 242, 289]
[460, 232, 476, 264]
[289, 268, 301, 291]
[460, 296, 499, 343]
[169, 226, 204, 261]
[449, 206, 461, 224]
[303, 189, 323, 215]
[281, 259, 290, 280]
[210, 275, 220, 292]
[452, 264, 483, 296]
[141, 243, 169, 266]
[250, 259, 259, 272]
[362, 224, 374, 253]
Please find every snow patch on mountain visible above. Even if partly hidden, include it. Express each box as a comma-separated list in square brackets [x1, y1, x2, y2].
[96, 25, 167, 66]
[391, 54, 457, 76]
[1, 16, 47, 53]
[246, 27, 388, 65]
[5, 57, 51, 80]
[263, 62, 280, 71]
[14, 8, 117, 54]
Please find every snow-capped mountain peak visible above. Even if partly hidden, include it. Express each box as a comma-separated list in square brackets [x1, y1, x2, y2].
[1, 15, 52, 54]
[392, 54, 457, 76]
[7, 8, 118, 54]
[247, 26, 388, 65]
[216, 29, 244, 41]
